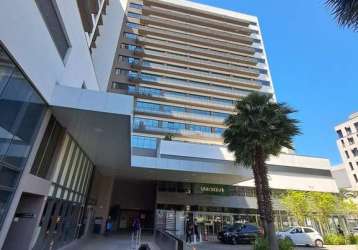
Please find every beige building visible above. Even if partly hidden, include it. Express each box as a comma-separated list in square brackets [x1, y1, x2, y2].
[109, 0, 275, 145]
[334, 112, 358, 190]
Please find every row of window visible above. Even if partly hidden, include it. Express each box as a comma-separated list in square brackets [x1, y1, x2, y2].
[120, 83, 236, 107]
[0, 45, 47, 229]
[122, 31, 265, 74]
[345, 148, 358, 159]
[337, 123, 358, 138]
[133, 117, 224, 134]
[136, 101, 230, 119]
[132, 135, 157, 149]
[141, 60, 263, 85]
[348, 162, 358, 171]
[116, 62, 253, 96]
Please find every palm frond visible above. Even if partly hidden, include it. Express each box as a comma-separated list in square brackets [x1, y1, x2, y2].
[326, 0, 358, 30]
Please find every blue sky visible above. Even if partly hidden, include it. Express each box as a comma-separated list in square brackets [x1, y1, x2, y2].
[193, 0, 358, 165]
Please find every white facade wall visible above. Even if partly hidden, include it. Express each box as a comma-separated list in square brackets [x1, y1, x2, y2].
[0, 0, 127, 102]
[91, 0, 128, 90]
[334, 113, 358, 189]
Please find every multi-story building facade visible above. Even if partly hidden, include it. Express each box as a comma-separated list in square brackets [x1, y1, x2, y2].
[0, 0, 341, 249]
[109, 0, 275, 145]
[334, 113, 358, 190]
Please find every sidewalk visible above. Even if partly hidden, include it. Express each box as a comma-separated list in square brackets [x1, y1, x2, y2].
[60, 233, 159, 250]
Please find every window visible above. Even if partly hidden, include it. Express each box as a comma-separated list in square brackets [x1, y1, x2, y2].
[212, 97, 234, 105]
[131, 135, 157, 149]
[354, 174, 358, 183]
[0, 45, 46, 229]
[124, 32, 138, 40]
[354, 122, 358, 132]
[349, 162, 354, 170]
[341, 139, 345, 147]
[348, 137, 355, 145]
[35, 0, 70, 60]
[136, 101, 160, 112]
[303, 228, 315, 233]
[352, 148, 358, 157]
[346, 127, 352, 135]
[189, 125, 211, 133]
[345, 151, 350, 159]
[127, 22, 139, 29]
[214, 128, 224, 135]
[213, 112, 230, 119]
[133, 118, 159, 129]
[337, 130, 343, 138]
[129, 3, 143, 9]
[31, 116, 64, 179]
[162, 121, 185, 131]
[163, 105, 185, 113]
[191, 109, 210, 116]
[127, 12, 141, 19]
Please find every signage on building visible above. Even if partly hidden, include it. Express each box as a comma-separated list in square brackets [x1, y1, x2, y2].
[195, 184, 229, 195]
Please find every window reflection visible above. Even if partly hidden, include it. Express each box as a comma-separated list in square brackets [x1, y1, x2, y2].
[0, 45, 46, 229]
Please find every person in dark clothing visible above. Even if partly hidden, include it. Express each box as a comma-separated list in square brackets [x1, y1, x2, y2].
[337, 225, 344, 235]
[186, 220, 193, 243]
[194, 219, 199, 242]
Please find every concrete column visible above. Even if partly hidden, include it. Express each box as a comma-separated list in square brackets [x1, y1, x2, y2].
[89, 170, 114, 234]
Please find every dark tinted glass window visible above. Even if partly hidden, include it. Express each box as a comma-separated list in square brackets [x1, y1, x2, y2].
[0, 44, 46, 230]
[31, 117, 64, 179]
[35, 0, 70, 60]
[303, 228, 314, 233]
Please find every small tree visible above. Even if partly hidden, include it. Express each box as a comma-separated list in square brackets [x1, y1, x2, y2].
[308, 192, 338, 234]
[280, 191, 312, 225]
[223, 93, 300, 250]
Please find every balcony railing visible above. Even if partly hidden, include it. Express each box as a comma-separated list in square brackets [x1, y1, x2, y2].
[141, 62, 261, 88]
[140, 15, 253, 45]
[137, 26, 257, 55]
[141, 5, 254, 35]
[135, 107, 226, 124]
[128, 86, 235, 110]
[136, 37, 259, 65]
[142, 49, 261, 76]
[133, 124, 222, 139]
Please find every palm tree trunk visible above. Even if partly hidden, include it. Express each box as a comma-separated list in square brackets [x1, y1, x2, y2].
[252, 162, 268, 235]
[257, 146, 279, 250]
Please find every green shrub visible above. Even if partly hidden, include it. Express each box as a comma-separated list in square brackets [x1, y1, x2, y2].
[278, 238, 294, 250]
[254, 237, 294, 250]
[346, 234, 358, 244]
[324, 233, 346, 245]
[254, 237, 269, 250]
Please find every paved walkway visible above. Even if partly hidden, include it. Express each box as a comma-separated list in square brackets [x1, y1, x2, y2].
[61, 235, 357, 250]
[61, 233, 159, 250]
[189, 241, 358, 250]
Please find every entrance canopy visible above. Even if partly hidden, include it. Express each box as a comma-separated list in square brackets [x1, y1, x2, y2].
[50, 85, 133, 175]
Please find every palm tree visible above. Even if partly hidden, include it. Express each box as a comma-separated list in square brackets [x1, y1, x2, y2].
[326, 0, 358, 30]
[223, 93, 300, 250]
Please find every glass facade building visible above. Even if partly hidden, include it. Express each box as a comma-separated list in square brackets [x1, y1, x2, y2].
[0, 46, 46, 229]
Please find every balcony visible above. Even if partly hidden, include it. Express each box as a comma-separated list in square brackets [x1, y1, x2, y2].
[128, 87, 235, 111]
[140, 62, 261, 89]
[136, 37, 259, 66]
[134, 47, 144, 56]
[140, 15, 253, 45]
[137, 25, 257, 55]
[141, 5, 254, 35]
[142, 48, 261, 77]
[135, 107, 226, 124]
[133, 124, 222, 140]
[135, 70, 251, 98]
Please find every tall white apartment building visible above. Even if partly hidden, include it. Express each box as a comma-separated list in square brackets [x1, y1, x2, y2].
[0, 0, 340, 249]
[334, 113, 358, 190]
